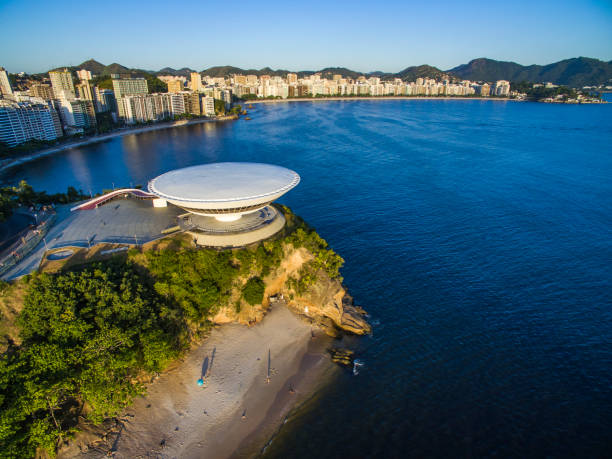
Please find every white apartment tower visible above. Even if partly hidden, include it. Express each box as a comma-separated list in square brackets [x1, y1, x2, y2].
[203, 96, 215, 116]
[493, 80, 510, 96]
[0, 100, 61, 146]
[49, 69, 75, 99]
[112, 77, 148, 99]
[76, 69, 92, 81]
[0, 67, 13, 96]
[112, 77, 148, 119]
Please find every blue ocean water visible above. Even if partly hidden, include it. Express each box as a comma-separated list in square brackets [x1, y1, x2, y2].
[3, 100, 612, 457]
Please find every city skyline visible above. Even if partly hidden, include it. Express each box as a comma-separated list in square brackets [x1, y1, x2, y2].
[1, 0, 611, 74]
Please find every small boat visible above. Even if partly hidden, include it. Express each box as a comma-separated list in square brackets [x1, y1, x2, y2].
[245, 117, 252, 120]
[248, 104, 254, 108]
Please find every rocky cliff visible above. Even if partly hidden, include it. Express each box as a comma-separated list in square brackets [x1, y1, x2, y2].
[210, 244, 371, 336]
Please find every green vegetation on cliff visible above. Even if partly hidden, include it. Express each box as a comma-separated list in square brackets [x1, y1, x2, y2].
[242, 277, 265, 305]
[0, 206, 344, 457]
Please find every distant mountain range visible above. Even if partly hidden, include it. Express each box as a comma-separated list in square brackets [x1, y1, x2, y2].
[448, 57, 612, 87]
[48, 57, 612, 87]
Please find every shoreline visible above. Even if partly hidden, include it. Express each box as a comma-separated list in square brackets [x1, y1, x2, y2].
[0, 115, 237, 174]
[58, 304, 339, 459]
[244, 96, 518, 104]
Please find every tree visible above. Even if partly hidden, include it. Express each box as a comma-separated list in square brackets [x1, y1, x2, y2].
[91, 76, 113, 90]
[95, 112, 116, 133]
[0, 262, 185, 455]
[145, 75, 167, 93]
[242, 277, 265, 305]
[229, 104, 242, 115]
[214, 99, 226, 115]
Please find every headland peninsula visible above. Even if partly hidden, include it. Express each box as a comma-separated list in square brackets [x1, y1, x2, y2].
[0, 178, 370, 458]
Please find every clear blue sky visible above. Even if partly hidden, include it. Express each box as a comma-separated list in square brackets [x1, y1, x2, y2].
[1, 0, 611, 74]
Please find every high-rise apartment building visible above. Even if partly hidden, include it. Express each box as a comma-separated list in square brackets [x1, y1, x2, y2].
[112, 77, 148, 119]
[112, 77, 148, 99]
[203, 96, 215, 116]
[119, 96, 153, 124]
[190, 72, 202, 92]
[287, 73, 297, 84]
[56, 99, 96, 130]
[167, 80, 183, 93]
[76, 69, 92, 81]
[76, 80, 94, 101]
[475, 83, 490, 96]
[29, 84, 54, 100]
[0, 100, 61, 146]
[94, 87, 116, 113]
[119, 93, 186, 124]
[493, 80, 510, 96]
[49, 69, 75, 99]
[182, 92, 202, 115]
[233, 74, 247, 85]
[0, 67, 13, 96]
[169, 93, 185, 116]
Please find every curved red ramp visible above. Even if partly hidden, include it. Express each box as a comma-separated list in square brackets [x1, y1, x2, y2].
[71, 188, 157, 211]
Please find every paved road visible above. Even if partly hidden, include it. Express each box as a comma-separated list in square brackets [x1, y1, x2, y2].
[1, 199, 183, 280]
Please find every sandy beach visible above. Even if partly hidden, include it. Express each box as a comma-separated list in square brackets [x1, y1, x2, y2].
[60, 305, 338, 458]
[245, 96, 516, 104]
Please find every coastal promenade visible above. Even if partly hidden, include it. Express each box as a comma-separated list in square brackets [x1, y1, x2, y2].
[0, 115, 238, 173]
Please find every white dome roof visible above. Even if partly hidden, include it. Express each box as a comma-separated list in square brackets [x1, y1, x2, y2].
[148, 162, 300, 211]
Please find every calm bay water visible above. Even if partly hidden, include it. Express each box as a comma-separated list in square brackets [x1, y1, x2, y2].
[3, 100, 612, 457]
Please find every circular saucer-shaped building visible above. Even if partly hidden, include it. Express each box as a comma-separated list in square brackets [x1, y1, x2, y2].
[148, 162, 300, 247]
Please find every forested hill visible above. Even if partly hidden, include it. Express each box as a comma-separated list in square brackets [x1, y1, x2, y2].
[43, 60, 450, 81]
[43, 57, 612, 87]
[448, 57, 612, 87]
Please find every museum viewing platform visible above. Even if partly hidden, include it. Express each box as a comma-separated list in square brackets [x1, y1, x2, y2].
[148, 162, 300, 247]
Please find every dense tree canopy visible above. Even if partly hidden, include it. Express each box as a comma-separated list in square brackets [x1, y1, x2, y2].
[144, 75, 167, 94]
[242, 277, 265, 305]
[213, 98, 226, 115]
[0, 262, 184, 456]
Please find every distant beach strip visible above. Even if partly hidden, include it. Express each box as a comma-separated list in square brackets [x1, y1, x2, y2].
[245, 95, 518, 104]
[0, 115, 237, 174]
